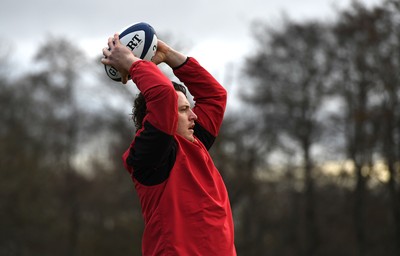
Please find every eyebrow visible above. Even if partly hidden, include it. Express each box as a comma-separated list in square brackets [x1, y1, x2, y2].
[178, 98, 190, 107]
[179, 104, 190, 109]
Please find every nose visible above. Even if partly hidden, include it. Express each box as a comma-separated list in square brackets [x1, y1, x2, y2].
[189, 109, 198, 120]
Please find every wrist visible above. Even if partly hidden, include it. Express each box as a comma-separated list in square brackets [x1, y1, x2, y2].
[124, 55, 140, 71]
[165, 48, 187, 68]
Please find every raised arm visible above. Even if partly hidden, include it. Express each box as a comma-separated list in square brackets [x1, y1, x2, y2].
[102, 34, 177, 135]
[153, 40, 227, 147]
[173, 58, 227, 138]
[102, 35, 178, 185]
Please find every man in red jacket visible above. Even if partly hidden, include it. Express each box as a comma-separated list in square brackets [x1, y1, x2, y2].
[102, 34, 236, 256]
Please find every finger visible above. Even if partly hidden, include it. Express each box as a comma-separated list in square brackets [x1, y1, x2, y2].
[113, 33, 120, 45]
[151, 55, 161, 65]
[108, 36, 114, 49]
[101, 57, 109, 65]
[102, 47, 110, 57]
[157, 39, 164, 46]
[121, 75, 128, 84]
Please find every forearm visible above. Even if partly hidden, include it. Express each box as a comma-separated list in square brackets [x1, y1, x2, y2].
[130, 60, 178, 135]
[174, 58, 227, 105]
[174, 58, 227, 136]
[130, 60, 172, 92]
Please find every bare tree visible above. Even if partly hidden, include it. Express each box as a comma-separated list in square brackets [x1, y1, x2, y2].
[242, 19, 334, 256]
[333, 1, 400, 255]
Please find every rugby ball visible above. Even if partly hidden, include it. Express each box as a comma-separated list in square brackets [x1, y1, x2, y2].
[104, 22, 158, 82]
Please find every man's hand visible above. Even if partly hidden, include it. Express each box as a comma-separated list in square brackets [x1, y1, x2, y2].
[151, 40, 187, 68]
[101, 34, 139, 84]
[151, 40, 170, 65]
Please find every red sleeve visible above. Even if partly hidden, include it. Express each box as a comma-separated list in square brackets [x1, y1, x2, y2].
[130, 60, 177, 135]
[173, 58, 227, 137]
[122, 61, 178, 183]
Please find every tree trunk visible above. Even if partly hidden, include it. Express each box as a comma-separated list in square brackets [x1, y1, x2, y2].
[353, 163, 367, 256]
[303, 142, 318, 256]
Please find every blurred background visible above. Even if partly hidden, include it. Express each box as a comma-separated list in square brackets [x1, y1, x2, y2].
[1, 0, 399, 255]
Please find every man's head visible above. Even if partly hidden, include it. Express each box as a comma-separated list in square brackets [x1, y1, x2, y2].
[133, 81, 197, 141]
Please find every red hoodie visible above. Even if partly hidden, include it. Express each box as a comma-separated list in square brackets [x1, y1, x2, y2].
[122, 57, 236, 256]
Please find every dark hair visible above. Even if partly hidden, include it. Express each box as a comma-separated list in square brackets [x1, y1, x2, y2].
[133, 81, 187, 130]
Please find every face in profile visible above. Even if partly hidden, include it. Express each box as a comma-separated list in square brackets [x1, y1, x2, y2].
[176, 91, 197, 142]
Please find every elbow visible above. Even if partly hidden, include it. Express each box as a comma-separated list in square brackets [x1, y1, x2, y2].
[220, 86, 228, 105]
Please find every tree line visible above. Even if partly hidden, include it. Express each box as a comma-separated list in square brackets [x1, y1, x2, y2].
[0, 0, 399, 255]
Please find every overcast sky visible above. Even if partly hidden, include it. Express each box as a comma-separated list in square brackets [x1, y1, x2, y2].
[2, 0, 383, 79]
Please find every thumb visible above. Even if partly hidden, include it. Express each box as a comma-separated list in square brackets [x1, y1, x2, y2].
[151, 54, 163, 65]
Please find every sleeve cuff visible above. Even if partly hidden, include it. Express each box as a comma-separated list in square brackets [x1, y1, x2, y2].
[172, 57, 190, 70]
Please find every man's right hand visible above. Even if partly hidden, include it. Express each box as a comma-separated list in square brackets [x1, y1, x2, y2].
[101, 34, 140, 84]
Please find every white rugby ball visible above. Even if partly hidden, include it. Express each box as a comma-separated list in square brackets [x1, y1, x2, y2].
[104, 22, 158, 82]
